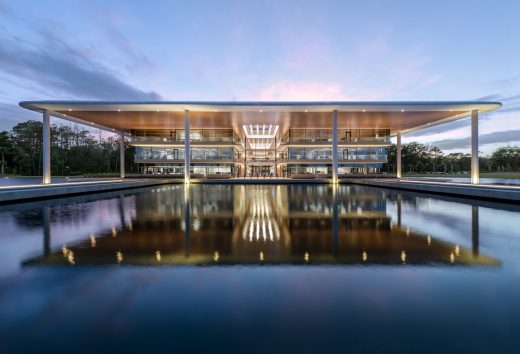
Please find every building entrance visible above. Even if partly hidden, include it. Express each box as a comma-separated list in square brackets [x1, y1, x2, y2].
[248, 165, 275, 178]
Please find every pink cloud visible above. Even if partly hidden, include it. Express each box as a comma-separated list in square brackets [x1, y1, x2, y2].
[252, 80, 347, 101]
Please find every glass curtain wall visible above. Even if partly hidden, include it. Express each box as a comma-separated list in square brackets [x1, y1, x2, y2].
[135, 147, 240, 160]
[281, 129, 390, 143]
[130, 129, 240, 143]
[142, 164, 240, 176]
[281, 147, 386, 161]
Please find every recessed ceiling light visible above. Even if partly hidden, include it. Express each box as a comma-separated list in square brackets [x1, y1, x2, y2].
[362, 109, 366, 113]
[259, 109, 263, 113]
[117, 109, 121, 112]
[401, 109, 405, 112]
[68, 108, 72, 112]
[304, 109, 308, 113]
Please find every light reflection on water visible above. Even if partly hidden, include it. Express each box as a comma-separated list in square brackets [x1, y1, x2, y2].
[0, 184, 519, 353]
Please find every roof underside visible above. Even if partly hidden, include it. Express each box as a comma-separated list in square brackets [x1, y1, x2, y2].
[19, 101, 502, 136]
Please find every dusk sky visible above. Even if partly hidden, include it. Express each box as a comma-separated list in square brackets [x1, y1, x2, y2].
[0, 0, 519, 154]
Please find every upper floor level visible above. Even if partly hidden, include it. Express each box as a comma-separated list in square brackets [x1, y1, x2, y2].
[280, 129, 391, 144]
[129, 129, 242, 145]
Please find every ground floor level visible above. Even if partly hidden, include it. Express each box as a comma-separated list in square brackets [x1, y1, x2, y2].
[139, 163, 386, 178]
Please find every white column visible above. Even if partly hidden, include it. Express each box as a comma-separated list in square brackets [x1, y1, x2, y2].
[42, 110, 51, 184]
[184, 110, 190, 183]
[119, 131, 125, 178]
[332, 110, 338, 184]
[396, 132, 402, 179]
[471, 110, 479, 184]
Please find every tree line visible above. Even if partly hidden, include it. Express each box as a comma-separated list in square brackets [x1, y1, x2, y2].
[385, 142, 520, 174]
[0, 120, 137, 176]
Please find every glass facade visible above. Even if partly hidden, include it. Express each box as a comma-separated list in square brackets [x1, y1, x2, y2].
[281, 147, 386, 161]
[132, 128, 389, 177]
[130, 129, 240, 143]
[135, 147, 241, 160]
[281, 129, 390, 143]
[281, 163, 384, 177]
[141, 164, 240, 176]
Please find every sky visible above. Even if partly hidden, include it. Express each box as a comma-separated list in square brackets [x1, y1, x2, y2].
[0, 0, 519, 154]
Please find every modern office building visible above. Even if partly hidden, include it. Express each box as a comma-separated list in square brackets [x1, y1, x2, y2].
[19, 101, 502, 184]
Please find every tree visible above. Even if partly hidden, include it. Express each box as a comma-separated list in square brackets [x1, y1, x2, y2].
[490, 146, 520, 171]
[11, 120, 42, 175]
[0, 131, 13, 175]
[1, 120, 137, 176]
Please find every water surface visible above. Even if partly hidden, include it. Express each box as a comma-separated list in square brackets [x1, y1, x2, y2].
[0, 184, 519, 353]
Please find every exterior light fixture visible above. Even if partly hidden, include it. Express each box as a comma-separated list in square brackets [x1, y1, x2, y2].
[401, 250, 407, 263]
[214, 251, 219, 262]
[68, 108, 72, 112]
[259, 109, 263, 113]
[362, 109, 366, 113]
[401, 109, 405, 112]
[118, 109, 121, 112]
[304, 109, 308, 113]
[156, 250, 161, 262]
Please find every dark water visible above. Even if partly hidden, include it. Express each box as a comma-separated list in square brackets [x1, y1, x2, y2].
[0, 184, 519, 354]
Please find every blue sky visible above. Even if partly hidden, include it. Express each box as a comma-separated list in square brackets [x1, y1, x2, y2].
[0, 0, 519, 154]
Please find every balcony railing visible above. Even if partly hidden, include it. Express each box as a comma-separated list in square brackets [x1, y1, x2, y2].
[130, 136, 241, 143]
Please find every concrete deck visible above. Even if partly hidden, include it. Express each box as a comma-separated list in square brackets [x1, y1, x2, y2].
[347, 178, 520, 202]
[0, 179, 177, 203]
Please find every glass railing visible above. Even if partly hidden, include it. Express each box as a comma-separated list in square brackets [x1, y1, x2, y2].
[130, 136, 241, 143]
[280, 129, 391, 143]
[135, 147, 241, 161]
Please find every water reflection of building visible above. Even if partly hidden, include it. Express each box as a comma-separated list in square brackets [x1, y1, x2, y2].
[24, 185, 499, 267]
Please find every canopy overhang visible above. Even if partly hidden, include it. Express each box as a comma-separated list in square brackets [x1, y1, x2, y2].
[19, 101, 502, 136]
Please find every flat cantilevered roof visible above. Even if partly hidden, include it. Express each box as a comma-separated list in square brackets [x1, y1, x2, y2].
[19, 100, 502, 136]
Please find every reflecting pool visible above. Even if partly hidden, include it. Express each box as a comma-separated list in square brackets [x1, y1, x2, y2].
[0, 184, 519, 353]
